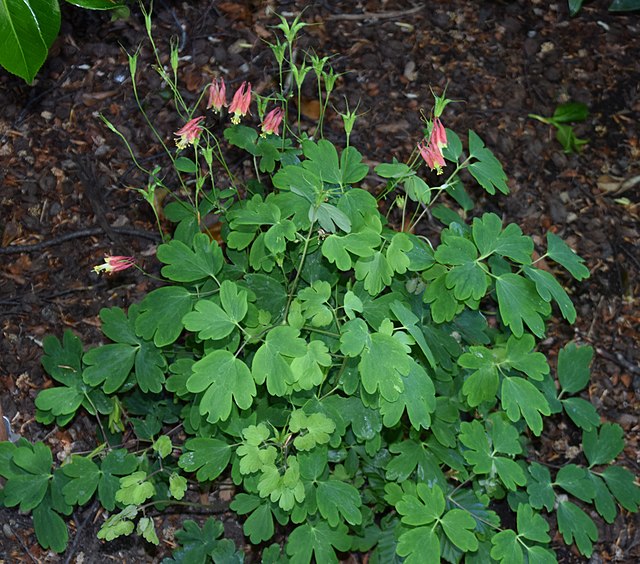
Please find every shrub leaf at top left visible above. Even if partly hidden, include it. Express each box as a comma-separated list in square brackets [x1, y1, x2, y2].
[0, 0, 60, 83]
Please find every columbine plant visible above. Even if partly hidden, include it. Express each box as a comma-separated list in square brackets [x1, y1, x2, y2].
[1, 7, 637, 563]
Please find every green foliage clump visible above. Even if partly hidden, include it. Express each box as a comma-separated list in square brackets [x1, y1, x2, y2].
[1, 9, 638, 564]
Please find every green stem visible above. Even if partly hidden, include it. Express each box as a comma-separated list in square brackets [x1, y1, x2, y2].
[283, 223, 316, 321]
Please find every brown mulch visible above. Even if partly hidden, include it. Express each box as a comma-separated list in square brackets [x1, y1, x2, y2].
[1, 0, 639, 562]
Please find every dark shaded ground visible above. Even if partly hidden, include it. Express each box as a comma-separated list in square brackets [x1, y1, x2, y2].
[1, 0, 639, 561]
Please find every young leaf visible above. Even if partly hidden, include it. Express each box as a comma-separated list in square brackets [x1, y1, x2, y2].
[289, 339, 332, 391]
[236, 424, 278, 475]
[582, 423, 624, 467]
[169, 473, 187, 500]
[289, 410, 336, 451]
[115, 471, 155, 505]
[258, 457, 305, 511]
[546, 232, 589, 280]
[297, 280, 333, 327]
[137, 516, 160, 545]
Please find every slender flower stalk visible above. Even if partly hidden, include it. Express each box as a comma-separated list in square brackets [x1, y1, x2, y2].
[229, 82, 252, 124]
[207, 78, 226, 112]
[261, 107, 284, 136]
[174, 116, 205, 149]
[92, 256, 136, 275]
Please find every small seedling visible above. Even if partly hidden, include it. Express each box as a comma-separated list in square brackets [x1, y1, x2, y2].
[529, 102, 589, 154]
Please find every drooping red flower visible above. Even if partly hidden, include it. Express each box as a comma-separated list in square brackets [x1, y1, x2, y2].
[229, 82, 252, 124]
[418, 140, 446, 174]
[430, 117, 448, 149]
[93, 255, 136, 275]
[418, 118, 448, 174]
[175, 116, 205, 149]
[207, 78, 226, 112]
[261, 107, 284, 136]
